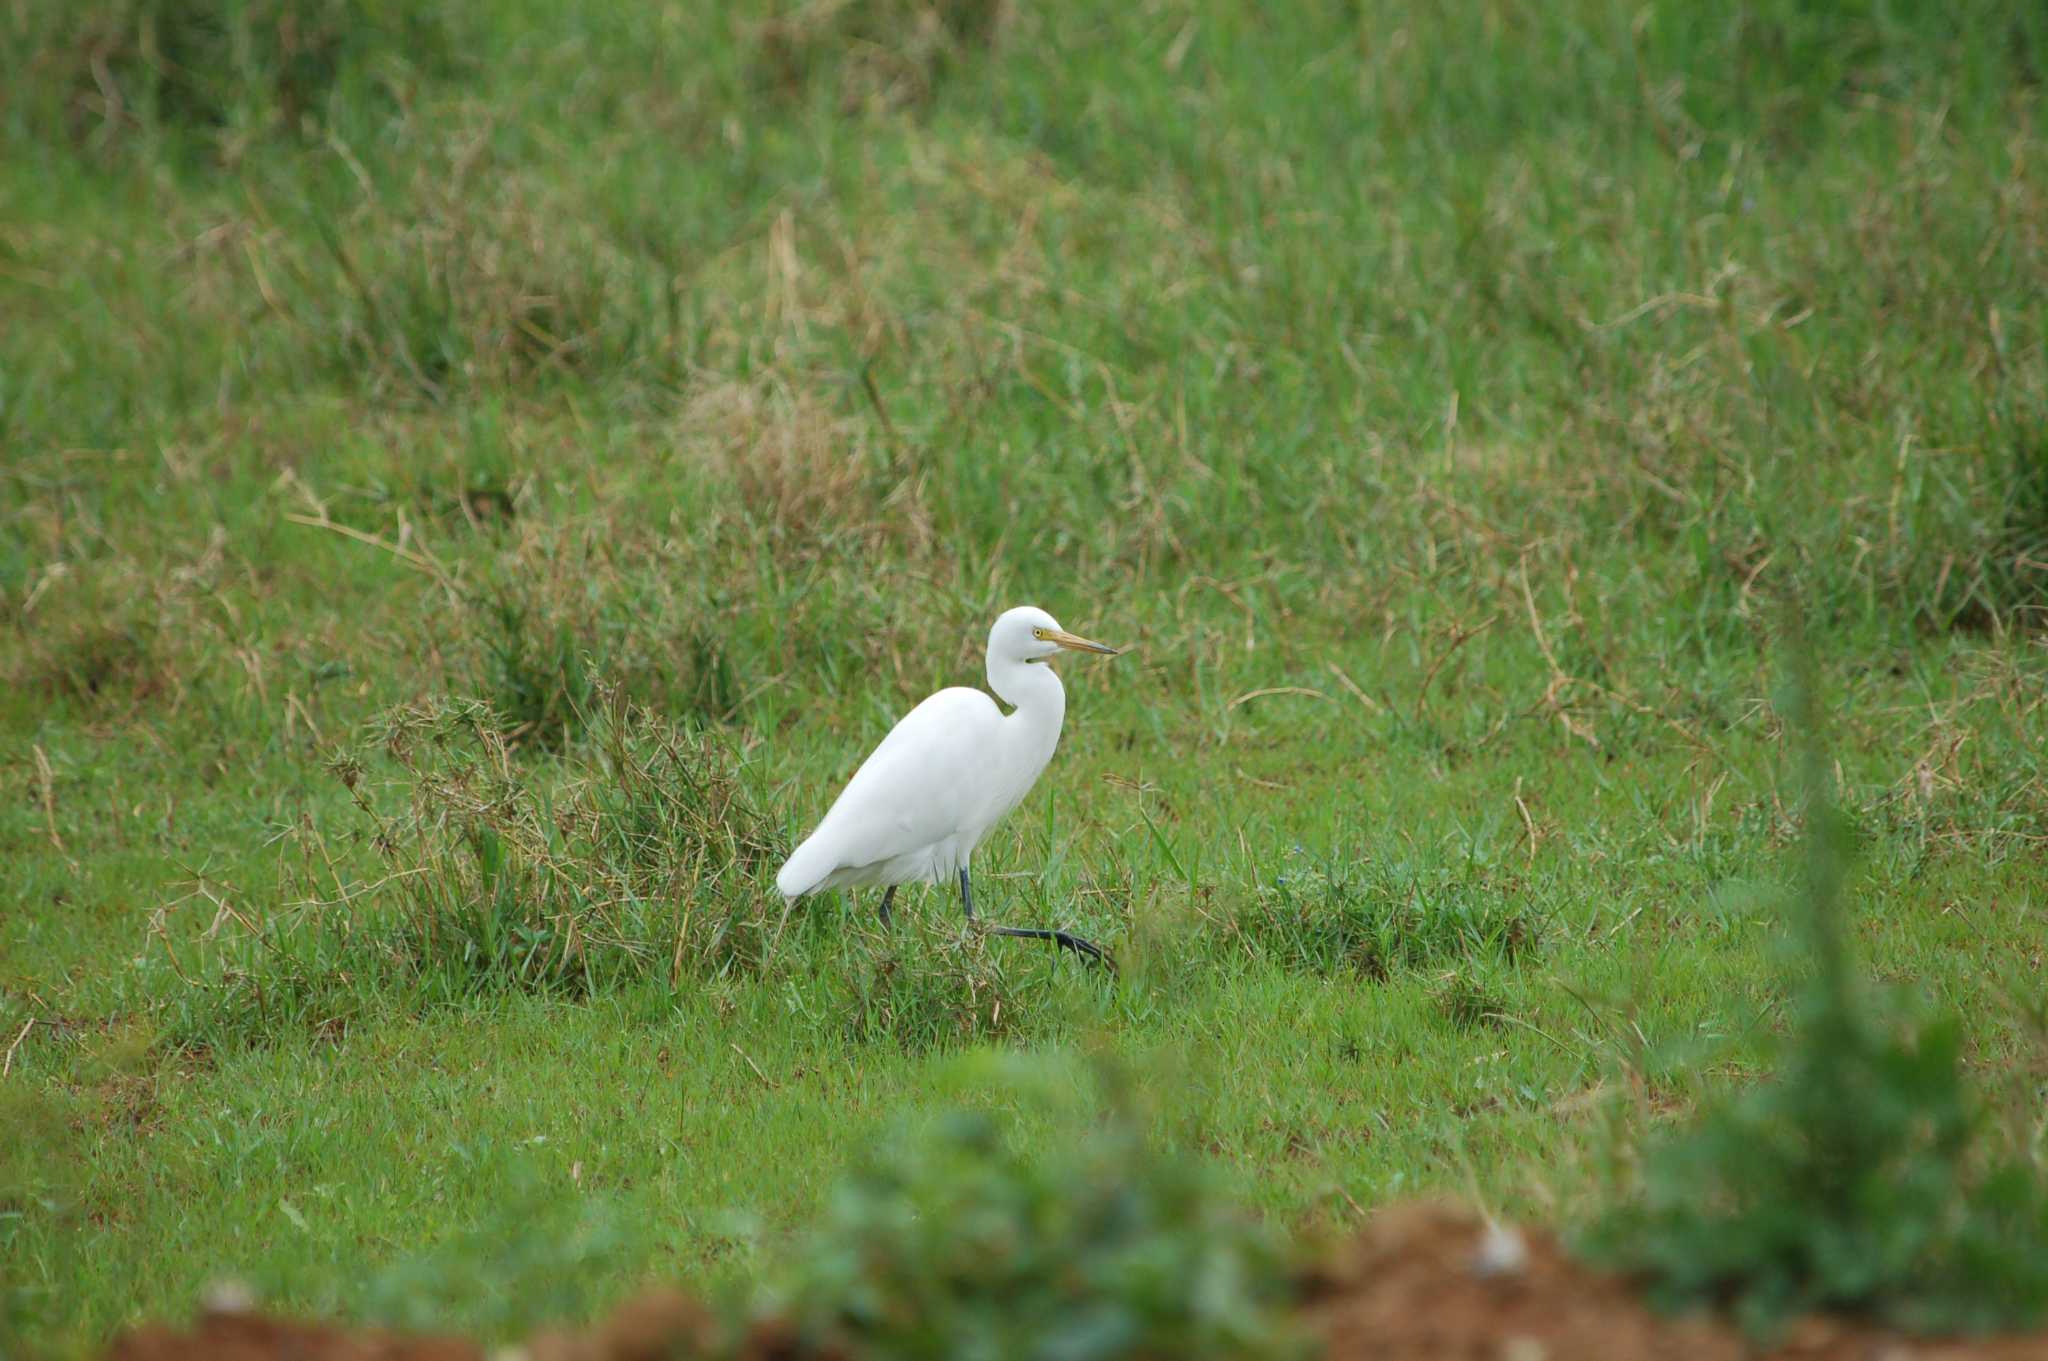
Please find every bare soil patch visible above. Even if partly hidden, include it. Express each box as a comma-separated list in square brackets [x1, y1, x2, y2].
[1306, 1203, 2048, 1361]
[103, 1310, 483, 1361]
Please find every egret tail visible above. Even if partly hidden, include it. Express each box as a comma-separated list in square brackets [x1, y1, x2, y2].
[775, 836, 835, 900]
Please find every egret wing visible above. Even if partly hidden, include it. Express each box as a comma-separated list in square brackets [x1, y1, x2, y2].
[805, 687, 1003, 873]
[774, 688, 1008, 896]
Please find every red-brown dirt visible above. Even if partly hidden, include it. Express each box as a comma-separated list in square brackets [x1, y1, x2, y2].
[1306, 1202, 2048, 1361]
[95, 1203, 2048, 1361]
[102, 1310, 485, 1361]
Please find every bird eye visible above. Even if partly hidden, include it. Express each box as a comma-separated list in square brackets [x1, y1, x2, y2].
[1032, 627, 1048, 640]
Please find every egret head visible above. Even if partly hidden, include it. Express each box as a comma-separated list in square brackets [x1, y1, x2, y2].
[991, 605, 1120, 666]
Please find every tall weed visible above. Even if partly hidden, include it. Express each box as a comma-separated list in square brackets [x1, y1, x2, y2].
[1584, 640, 2048, 1334]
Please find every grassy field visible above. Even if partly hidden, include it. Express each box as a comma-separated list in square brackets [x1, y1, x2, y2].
[3, 1, 2046, 1354]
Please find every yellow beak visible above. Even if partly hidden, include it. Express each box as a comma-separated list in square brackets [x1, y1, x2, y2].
[1045, 628, 1120, 656]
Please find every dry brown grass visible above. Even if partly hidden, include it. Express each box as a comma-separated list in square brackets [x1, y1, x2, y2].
[679, 374, 936, 559]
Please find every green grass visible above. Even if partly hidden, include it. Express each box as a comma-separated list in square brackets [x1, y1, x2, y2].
[4, 0, 2047, 1354]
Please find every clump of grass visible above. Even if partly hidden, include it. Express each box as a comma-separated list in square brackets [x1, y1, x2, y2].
[757, 1104, 1303, 1361]
[1584, 643, 2048, 1335]
[1992, 431, 2048, 621]
[30, 619, 164, 708]
[1431, 969, 1509, 1032]
[6, 565, 195, 715]
[1953, 426, 2048, 631]
[473, 589, 598, 752]
[181, 684, 789, 1025]
[464, 585, 738, 743]
[1227, 848, 1538, 978]
[456, 525, 746, 747]
[368, 686, 784, 992]
[4, 0, 450, 154]
[683, 376, 927, 558]
[839, 921, 1043, 1052]
[315, 419, 528, 535]
[0, 1022, 158, 1200]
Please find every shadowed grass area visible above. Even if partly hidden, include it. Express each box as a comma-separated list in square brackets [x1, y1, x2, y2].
[4, 0, 2047, 1354]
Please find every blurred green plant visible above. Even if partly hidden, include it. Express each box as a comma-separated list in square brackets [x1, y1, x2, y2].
[759, 1103, 1304, 1361]
[0, 1022, 161, 1341]
[1584, 636, 2048, 1335]
[348, 1170, 640, 1340]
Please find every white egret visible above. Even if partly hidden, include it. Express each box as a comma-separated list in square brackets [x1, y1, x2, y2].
[776, 605, 1121, 965]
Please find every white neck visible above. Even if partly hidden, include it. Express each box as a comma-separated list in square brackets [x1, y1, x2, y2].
[988, 653, 1066, 726]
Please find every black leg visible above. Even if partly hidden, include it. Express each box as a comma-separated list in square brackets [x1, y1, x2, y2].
[877, 885, 896, 928]
[957, 867, 1114, 971]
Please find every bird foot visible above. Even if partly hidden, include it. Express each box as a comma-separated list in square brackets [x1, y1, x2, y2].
[988, 924, 1116, 972]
